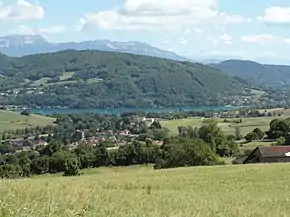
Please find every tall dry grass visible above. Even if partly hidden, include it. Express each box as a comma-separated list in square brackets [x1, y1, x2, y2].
[1, 164, 290, 217]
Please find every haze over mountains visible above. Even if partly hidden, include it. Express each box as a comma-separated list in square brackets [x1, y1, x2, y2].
[0, 35, 190, 62]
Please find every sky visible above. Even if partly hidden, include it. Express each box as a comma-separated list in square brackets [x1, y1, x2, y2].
[1, 0, 290, 64]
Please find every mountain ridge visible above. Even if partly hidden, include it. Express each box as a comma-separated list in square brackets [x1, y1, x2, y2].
[0, 49, 247, 108]
[0, 35, 191, 62]
[211, 59, 290, 87]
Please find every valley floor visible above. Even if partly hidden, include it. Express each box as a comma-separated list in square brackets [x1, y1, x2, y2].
[1, 164, 290, 217]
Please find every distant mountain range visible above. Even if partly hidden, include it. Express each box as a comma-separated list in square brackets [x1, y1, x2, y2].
[0, 35, 191, 62]
[211, 60, 290, 87]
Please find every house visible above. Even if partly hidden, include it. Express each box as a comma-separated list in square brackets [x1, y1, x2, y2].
[119, 130, 130, 136]
[240, 146, 290, 164]
[37, 140, 48, 147]
[102, 130, 114, 135]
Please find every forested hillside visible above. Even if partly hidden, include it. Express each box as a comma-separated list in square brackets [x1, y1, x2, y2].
[0, 50, 247, 108]
[212, 60, 290, 87]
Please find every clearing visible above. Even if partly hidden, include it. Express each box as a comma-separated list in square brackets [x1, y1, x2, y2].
[59, 72, 75, 81]
[0, 110, 55, 132]
[31, 78, 51, 87]
[1, 164, 290, 216]
[250, 89, 266, 99]
[161, 117, 278, 136]
[238, 141, 274, 153]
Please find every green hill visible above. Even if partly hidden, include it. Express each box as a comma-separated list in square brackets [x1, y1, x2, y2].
[212, 59, 290, 87]
[1, 164, 290, 216]
[0, 50, 247, 108]
[0, 110, 55, 132]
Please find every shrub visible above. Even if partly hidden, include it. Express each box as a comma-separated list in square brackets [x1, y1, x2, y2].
[0, 164, 24, 179]
[63, 158, 80, 177]
[20, 110, 30, 116]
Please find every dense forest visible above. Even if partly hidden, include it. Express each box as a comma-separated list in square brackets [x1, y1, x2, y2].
[0, 50, 247, 108]
[211, 60, 290, 87]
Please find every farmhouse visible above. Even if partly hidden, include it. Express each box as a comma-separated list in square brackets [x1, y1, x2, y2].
[241, 146, 290, 164]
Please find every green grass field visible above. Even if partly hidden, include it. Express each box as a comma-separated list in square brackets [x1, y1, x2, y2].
[0, 110, 55, 132]
[59, 72, 75, 81]
[238, 141, 274, 153]
[161, 117, 277, 136]
[31, 78, 51, 86]
[251, 89, 266, 99]
[1, 164, 290, 217]
[45, 80, 78, 86]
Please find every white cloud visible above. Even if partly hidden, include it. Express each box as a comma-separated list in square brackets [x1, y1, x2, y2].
[241, 34, 280, 44]
[8, 25, 67, 36]
[258, 6, 290, 25]
[262, 51, 277, 57]
[284, 38, 290, 44]
[207, 36, 219, 45]
[219, 33, 232, 44]
[0, 0, 44, 22]
[218, 12, 252, 24]
[241, 34, 290, 46]
[179, 37, 188, 44]
[78, 0, 249, 31]
[193, 28, 203, 34]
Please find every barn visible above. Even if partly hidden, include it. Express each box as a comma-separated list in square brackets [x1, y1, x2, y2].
[242, 146, 290, 164]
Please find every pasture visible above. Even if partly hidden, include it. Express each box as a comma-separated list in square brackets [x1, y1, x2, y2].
[59, 72, 75, 81]
[0, 110, 55, 132]
[161, 116, 278, 136]
[1, 164, 290, 216]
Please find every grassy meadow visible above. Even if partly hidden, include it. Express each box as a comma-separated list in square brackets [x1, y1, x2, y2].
[2, 164, 290, 217]
[161, 116, 277, 136]
[0, 110, 55, 133]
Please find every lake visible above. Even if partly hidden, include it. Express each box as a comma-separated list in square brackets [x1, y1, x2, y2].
[30, 106, 244, 115]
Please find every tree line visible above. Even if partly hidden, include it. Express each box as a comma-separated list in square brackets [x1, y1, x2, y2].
[0, 119, 235, 179]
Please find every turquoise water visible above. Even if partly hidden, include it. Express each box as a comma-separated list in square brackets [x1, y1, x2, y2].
[30, 106, 243, 115]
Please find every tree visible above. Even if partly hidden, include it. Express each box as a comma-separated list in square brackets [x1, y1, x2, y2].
[253, 128, 265, 140]
[198, 119, 224, 152]
[276, 137, 286, 146]
[39, 141, 65, 157]
[31, 156, 51, 174]
[178, 126, 199, 138]
[234, 127, 243, 140]
[20, 110, 30, 116]
[154, 138, 223, 169]
[150, 121, 162, 130]
[63, 157, 80, 177]
[34, 134, 40, 141]
[74, 143, 96, 169]
[0, 164, 23, 179]
[0, 142, 15, 154]
[245, 132, 258, 142]
[266, 119, 290, 139]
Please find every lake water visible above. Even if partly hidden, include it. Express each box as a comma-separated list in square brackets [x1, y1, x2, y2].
[30, 106, 244, 115]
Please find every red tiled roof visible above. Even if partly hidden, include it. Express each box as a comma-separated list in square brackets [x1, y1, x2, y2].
[259, 146, 290, 157]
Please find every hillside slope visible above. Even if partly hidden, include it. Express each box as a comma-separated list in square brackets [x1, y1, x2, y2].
[0, 35, 190, 61]
[0, 50, 246, 108]
[212, 60, 290, 87]
[0, 110, 55, 132]
[1, 164, 290, 216]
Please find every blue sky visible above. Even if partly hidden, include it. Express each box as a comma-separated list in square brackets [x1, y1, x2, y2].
[1, 0, 290, 64]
